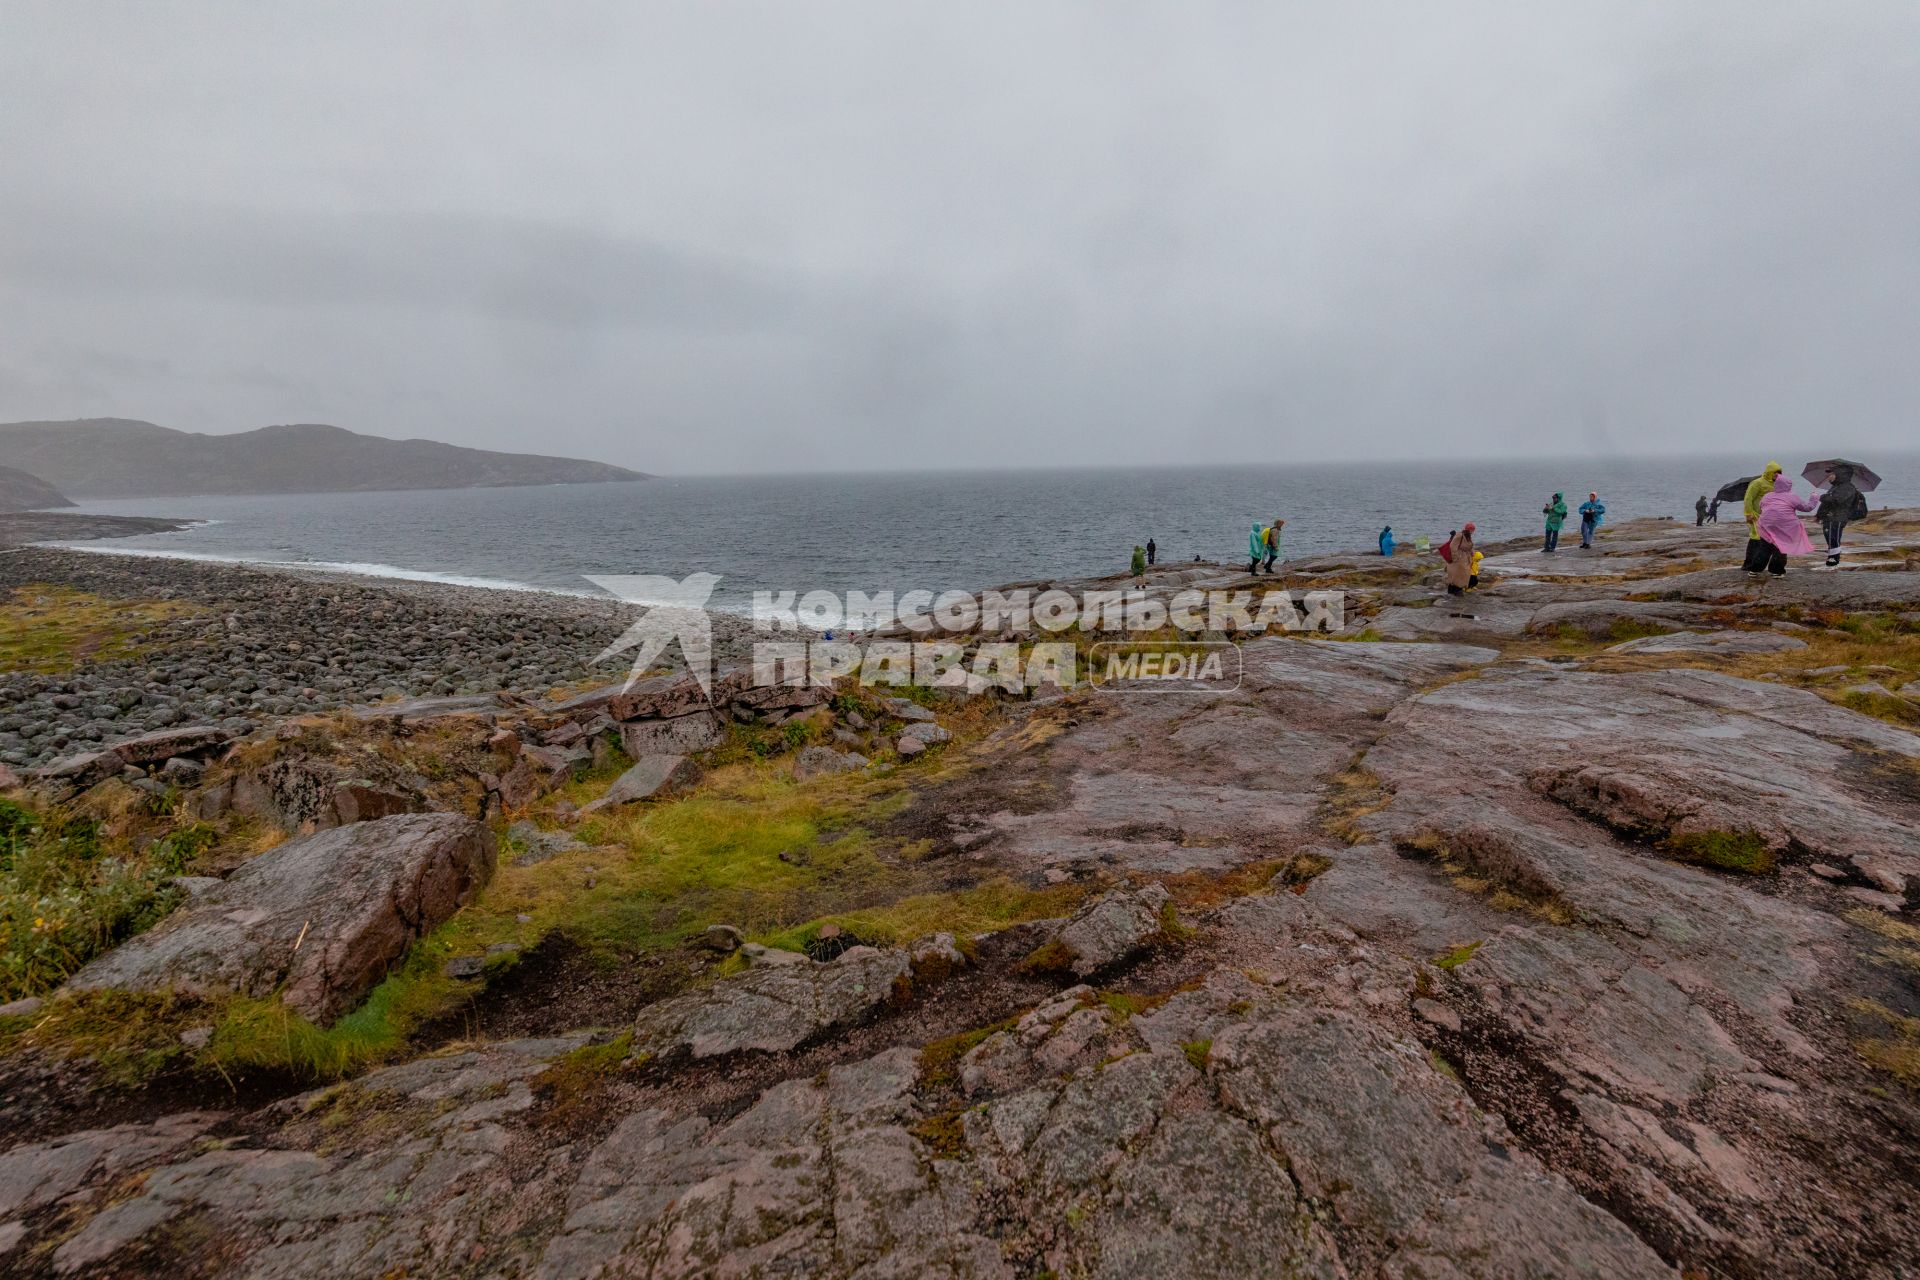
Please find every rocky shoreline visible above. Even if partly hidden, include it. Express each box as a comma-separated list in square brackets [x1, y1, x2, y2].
[1, 511, 1918, 1277]
[0, 546, 758, 769]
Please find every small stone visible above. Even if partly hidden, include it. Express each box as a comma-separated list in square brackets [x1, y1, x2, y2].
[1808, 863, 1847, 881]
[739, 942, 809, 967]
[817, 923, 842, 939]
[794, 745, 868, 778]
[0, 995, 45, 1019]
[694, 924, 744, 954]
[444, 955, 485, 979]
[1732, 1071, 1801, 1094]
[1412, 998, 1462, 1032]
[179, 1026, 213, 1049]
[884, 697, 938, 723]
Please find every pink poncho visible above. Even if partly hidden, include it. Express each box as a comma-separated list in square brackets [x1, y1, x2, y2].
[1756, 475, 1817, 556]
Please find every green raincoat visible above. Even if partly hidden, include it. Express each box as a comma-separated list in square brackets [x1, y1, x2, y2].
[1544, 494, 1568, 532]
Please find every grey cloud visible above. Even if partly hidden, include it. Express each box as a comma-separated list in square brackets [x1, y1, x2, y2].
[0, 2, 1916, 471]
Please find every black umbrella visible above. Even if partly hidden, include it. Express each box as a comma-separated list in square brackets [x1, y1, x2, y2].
[1802, 458, 1881, 492]
[1714, 476, 1758, 504]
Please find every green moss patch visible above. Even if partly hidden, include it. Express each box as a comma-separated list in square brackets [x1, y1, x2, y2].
[1663, 829, 1775, 875]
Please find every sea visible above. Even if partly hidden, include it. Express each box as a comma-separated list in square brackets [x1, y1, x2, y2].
[47, 456, 1920, 616]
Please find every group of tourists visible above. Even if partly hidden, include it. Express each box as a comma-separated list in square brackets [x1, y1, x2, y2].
[1539, 491, 1606, 552]
[1736, 462, 1869, 577]
[1177, 459, 1873, 591]
[1247, 519, 1285, 574]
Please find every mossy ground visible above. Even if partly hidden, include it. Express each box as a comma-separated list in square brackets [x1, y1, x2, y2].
[6, 690, 1090, 1083]
[1663, 829, 1776, 875]
[0, 583, 201, 674]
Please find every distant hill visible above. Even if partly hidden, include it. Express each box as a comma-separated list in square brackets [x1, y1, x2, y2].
[0, 465, 77, 512]
[0, 419, 649, 497]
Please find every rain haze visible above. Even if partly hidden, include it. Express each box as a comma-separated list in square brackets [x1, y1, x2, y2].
[2, 2, 1916, 475]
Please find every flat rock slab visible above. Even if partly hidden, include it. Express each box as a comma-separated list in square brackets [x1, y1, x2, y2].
[630, 946, 912, 1060]
[1648, 567, 1920, 609]
[579, 754, 701, 814]
[65, 813, 495, 1022]
[1607, 629, 1807, 656]
[616, 711, 724, 758]
[1369, 599, 1536, 640]
[970, 639, 1497, 875]
[1527, 598, 1709, 638]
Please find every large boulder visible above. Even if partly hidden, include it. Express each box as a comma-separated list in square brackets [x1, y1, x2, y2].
[1044, 882, 1174, 978]
[230, 757, 424, 831]
[65, 813, 495, 1022]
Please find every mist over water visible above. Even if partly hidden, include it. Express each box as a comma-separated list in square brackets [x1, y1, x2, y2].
[55, 455, 1919, 614]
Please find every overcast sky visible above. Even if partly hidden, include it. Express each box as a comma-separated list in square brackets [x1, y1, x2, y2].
[2, 3, 1916, 474]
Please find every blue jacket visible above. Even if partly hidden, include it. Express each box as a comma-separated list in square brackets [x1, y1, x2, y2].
[1378, 527, 1395, 556]
[1579, 499, 1606, 526]
[1249, 523, 1266, 559]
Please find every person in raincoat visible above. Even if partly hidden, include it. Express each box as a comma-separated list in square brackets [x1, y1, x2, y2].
[1263, 519, 1284, 572]
[1443, 524, 1475, 596]
[1706, 497, 1720, 524]
[1694, 495, 1709, 526]
[1145, 538, 1156, 566]
[1130, 545, 1148, 587]
[1740, 462, 1783, 571]
[1248, 523, 1266, 574]
[1541, 493, 1568, 552]
[1379, 526, 1395, 556]
[1814, 465, 1867, 568]
[1577, 492, 1606, 549]
[1751, 474, 1819, 577]
[1469, 549, 1484, 589]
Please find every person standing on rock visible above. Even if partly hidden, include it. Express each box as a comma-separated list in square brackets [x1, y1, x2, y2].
[1263, 519, 1285, 573]
[1131, 544, 1148, 587]
[1695, 494, 1709, 526]
[1740, 462, 1783, 572]
[1753, 474, 1819, 577]
[1469, 548, 1484, 589]
[1578, 492, 1606, 549]
[1814, 465, 1867, 569]
[1443, 524, 1475, 597]
[1706, 497, 1720, 523]
[1379, 525, 1395, 556]
[1248, 522, 1267, 574]
[1541, 493, 1568, 552]
[1145, 537, 1156, 566]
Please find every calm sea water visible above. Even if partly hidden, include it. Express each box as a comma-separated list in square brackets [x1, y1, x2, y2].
[52, 456, 1919, 615]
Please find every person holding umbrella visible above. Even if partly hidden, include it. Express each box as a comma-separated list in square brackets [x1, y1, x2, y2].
[1740, 462, 1784, 573]
[1541, 492, 1568, 552]
[1706, 496, 1720, 523]
[1808, 459, 1877, 568]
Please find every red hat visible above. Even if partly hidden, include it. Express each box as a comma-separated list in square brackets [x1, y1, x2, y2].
[1463, 522, 1476, 533]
